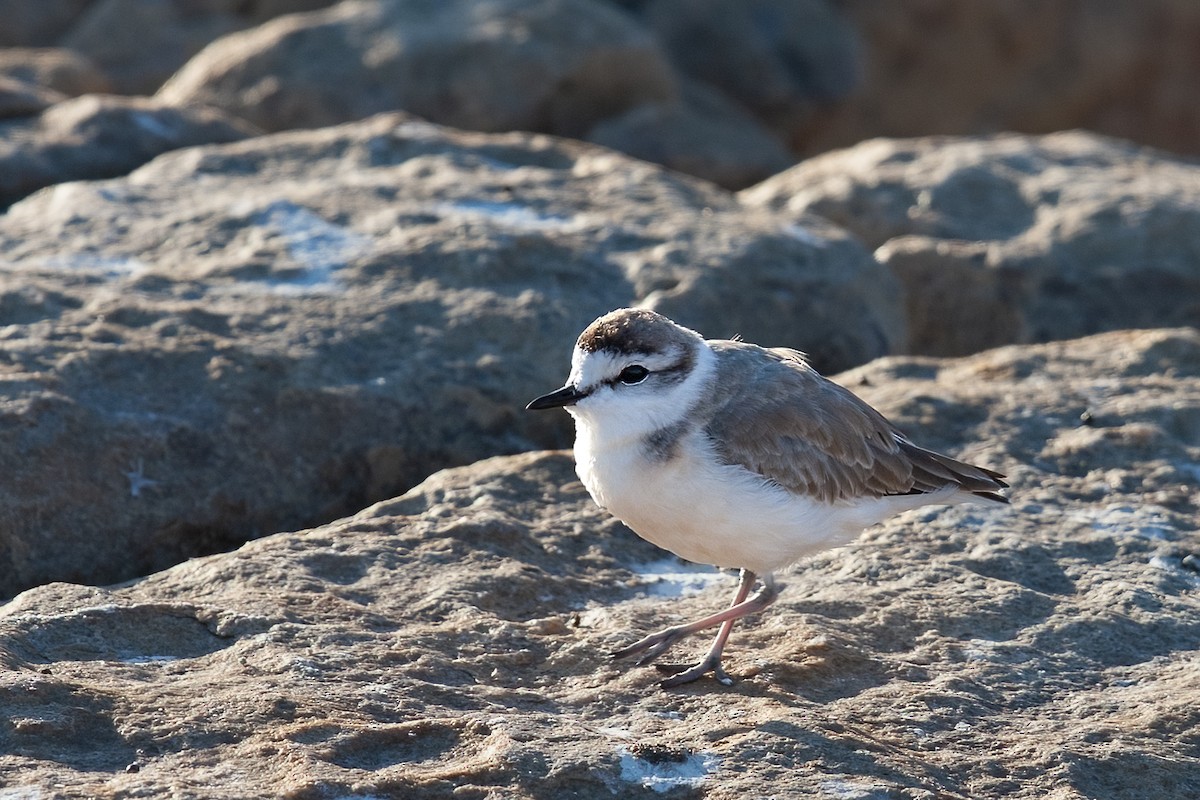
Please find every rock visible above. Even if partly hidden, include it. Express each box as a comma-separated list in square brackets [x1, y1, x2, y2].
[0, 0, 93, 47]
[1, 326, 1197, 796]
[0, 76, 65, 119]
[807, 0, 1200, 160]
[638, 0, 861, 142]
[246, 0, 340, 21]
[0, 112, 902, 598]
[0, 94, 258, 210]
[0, 47, 112, 97]
[586, 80, 795, 190]
[157, 0, 678, 137]
[741, 131, 1200, 356]
[59, 0, 248, 95]
[0, 1, 342, 95]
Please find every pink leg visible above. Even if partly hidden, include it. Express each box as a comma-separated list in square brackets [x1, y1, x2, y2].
[612, 570, 778, 687]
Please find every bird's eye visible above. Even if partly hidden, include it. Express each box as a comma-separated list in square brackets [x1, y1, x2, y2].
[617, 365, 650, 385]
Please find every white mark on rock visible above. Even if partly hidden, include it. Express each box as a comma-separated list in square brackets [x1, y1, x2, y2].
[131, 111, 176, 140]
[125, 459, 159, 498]
[819, 779, 891, 799]
[1073, 503, 1179, 541]
[288, 658, 323, 677]
[121, 655, 179, 664]
[782, 223, 829, 248]
[245, 200, 374, 294]
[37, 254, 150, 278]
[596, 726, 632, 739]
[616, 745, 718, 793]
[630, 558, 727, 598]
[436, 200, 577, 232]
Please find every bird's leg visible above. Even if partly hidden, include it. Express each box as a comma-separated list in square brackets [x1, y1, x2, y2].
[656, 571, 777, 687]
[655, 569, 761, 687]
[611, 570, 778, 687]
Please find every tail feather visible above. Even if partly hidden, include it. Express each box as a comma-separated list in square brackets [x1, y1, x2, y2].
[898, 439, 1009, 504]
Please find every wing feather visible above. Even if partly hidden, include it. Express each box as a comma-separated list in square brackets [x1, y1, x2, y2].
[701, 342, 1007, 504]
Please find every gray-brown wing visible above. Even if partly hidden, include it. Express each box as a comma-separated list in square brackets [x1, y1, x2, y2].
[702, 343, 1007, 504]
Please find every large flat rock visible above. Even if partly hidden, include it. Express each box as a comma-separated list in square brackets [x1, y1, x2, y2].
[742, 131, 1200, 356]
[0, 327, 1196, 797]
[0, 112, 900, 597]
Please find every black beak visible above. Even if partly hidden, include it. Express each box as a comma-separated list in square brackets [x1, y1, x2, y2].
[526, 384, 585, 410]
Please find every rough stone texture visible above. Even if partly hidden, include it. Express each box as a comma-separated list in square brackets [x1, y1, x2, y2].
[0, 47, 111, 97]
[586, 81, 795, 190]
[1, 327, 1197, 797]
[0, 94, 258, 210]
[804, 0, 1200, 160]
[157, 0, 679, 138]
[741, 131, 1200, 357]
[0, 113, 901, 598]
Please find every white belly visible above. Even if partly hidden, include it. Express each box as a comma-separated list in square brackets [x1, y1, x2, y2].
[574, 427, 934, 575]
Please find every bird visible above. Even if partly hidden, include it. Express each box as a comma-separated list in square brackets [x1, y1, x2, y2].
[526, 308, 1008, 688]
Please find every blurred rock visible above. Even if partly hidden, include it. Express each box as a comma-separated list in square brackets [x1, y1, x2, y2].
[0, 112, 901, 597]
[242, 0, 336, 23]
[0, 94, 258, 210]
[0, 0, 94, 47]
[808, 0, 1200, 159]
[7, 0, 1200, 169]
[586, 80, 794, 190]
[0, 326, 1197, 796]
[0, 47, 111, 97]
[157, 0, 678, 137]
[0, 0, 338, 94]
[60, 0, 246, 95]
[638, 0, 860, 139]
[742, 131, 1200, 356]
[0, 76, 65, 119]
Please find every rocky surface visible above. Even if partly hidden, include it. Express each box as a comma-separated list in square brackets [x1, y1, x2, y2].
[0, 0, 339, 94]
[0, 112, 899, 598]
[0, 75, 63, 119]
[5, 0, 1200, 187]
[0, 47, 110, 98]
[1, 7, 1198, 793]
[586, 80, 795, 190]
[0, 94, 257, 209]
[152, 0, 806, 190]
[1, 327, 1197, 798]
[0, 0, 94, 48]
[635, 0, 861, 140]
[156, 0, 678, 138]
[807, 0, 1200, 160]
[741, 131, 1200, 356]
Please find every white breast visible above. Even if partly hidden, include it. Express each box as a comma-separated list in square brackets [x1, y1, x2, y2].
[573, 424, 935, 575]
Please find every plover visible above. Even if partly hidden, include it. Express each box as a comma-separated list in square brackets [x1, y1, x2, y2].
[527, 308, 1007, 688]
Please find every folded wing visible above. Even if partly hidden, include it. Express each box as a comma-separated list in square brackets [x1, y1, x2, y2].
[703, 343, 1008, 505]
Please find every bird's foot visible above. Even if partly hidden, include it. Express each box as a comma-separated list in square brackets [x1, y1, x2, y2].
[655, 654, 734, 688]
[610, 626, 689, 666]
